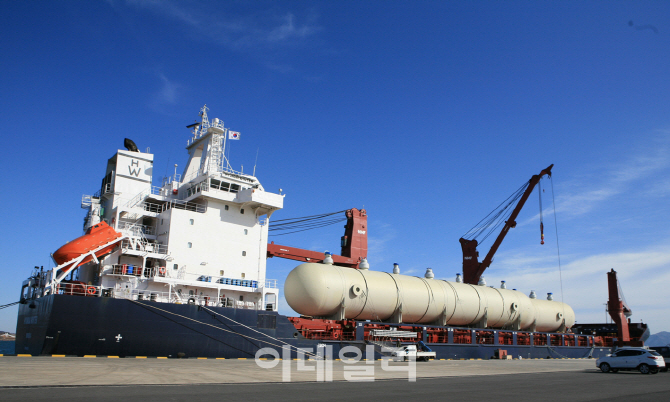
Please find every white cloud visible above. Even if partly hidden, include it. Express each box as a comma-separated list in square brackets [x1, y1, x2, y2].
[553, 134, 670, 219]
[366, 222, 397, 267]
[157, 73, 178, 104]
[148, 73, 182, 113]
[123, 0, 321, 49]
[514, 132, 670, 229]
[267, 13, 317, 42]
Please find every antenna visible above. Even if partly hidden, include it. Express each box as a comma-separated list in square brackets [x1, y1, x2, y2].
[253, 148, 259, 177]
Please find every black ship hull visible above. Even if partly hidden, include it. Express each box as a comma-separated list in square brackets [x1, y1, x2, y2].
[16, 295, 609, 360]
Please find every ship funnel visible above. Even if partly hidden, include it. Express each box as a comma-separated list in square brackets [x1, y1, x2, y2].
[393, 263, 400, 274]
[359, 258, 370, 270]
[500, 280, 506, 289]
[323, 252, 334, 265]
[455, 273, 463, 283]
[547, 292, 554, 301]
[478, 276, 486, 286]
[425, 268, 434, 279]
[529, 290, 537, 299]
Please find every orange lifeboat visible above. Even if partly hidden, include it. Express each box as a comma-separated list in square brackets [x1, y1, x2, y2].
[53, 221, 123, 272]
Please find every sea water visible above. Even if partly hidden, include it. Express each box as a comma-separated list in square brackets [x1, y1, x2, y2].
[0, 340, 15, 354]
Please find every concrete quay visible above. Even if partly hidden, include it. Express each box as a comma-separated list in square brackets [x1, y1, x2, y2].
[0, 356, 596, 387]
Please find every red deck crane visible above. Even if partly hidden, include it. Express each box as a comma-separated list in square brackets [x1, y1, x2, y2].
[267, 208, 368, 269]
[607, 268, 643, 347]
[460, 164, 553, 285]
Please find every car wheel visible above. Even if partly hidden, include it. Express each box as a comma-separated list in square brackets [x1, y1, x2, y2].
[600, 363, 611, 373]
[639, 364, 650, 374]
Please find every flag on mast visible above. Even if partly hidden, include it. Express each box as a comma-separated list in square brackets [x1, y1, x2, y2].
[228, 131, 240, 140]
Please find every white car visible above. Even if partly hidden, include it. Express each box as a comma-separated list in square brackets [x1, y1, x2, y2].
[391, 345, 436, 362]
[649, 346, 670, 372]
[596, 347, 665, 374]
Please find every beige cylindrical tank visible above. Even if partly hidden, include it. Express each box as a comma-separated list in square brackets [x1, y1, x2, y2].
[284, 263, 575, 332]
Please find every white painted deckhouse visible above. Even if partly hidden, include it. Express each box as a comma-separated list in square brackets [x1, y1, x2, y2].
[74, 105, 282, 311]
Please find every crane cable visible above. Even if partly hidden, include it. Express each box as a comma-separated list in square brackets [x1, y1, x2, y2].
[0, 301, 20, 310]
[269, 210, 347, 236]
[539, 179, 544, 245]
[461, 181, 529, 244]
[550, 175, 566, 324]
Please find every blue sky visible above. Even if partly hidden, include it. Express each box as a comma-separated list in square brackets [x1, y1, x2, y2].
[1, 1, 669, 335]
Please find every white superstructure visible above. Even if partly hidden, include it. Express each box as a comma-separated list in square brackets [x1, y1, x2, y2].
[74, 106, 282, 311]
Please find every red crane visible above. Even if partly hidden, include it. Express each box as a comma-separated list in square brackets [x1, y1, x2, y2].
[607, 268, 643, 347]
[267, 208, 368, 269]
[460, 164, 553, 285]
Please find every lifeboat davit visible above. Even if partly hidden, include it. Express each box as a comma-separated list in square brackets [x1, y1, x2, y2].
[53, 221, 123, 272]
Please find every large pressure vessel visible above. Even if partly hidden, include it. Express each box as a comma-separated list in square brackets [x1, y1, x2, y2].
[284, 263, 575, 332]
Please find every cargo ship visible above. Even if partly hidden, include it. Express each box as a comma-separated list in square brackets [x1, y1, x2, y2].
[16, 106, 646, 359]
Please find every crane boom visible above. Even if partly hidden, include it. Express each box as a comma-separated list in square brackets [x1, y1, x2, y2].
[460, 164, 553, 285]
[267, 208, 367, 269]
